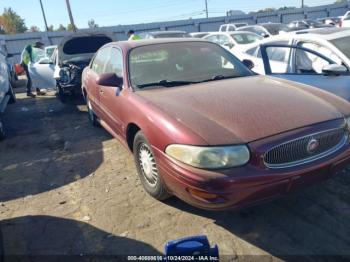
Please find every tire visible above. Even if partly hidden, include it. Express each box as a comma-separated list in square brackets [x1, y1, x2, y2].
[7, 83, 16, 104]
[57, 84, 67, 103]
[86, 96, 99, 127]
[0, 119, 6, 141]
[133, 131, 171, 200]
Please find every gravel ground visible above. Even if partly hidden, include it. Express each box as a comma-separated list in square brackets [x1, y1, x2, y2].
[0, 87, 350, 261]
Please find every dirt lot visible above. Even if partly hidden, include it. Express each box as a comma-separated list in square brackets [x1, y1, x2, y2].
[1, 86, 350, 261]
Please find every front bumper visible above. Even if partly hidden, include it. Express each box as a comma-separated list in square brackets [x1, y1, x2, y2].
[153, 119, 350, 211]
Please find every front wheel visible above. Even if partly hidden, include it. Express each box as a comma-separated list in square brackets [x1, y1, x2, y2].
[56, 84, 67, 103]
[133, 131, 171, 200]
[86, 96, 99, 127]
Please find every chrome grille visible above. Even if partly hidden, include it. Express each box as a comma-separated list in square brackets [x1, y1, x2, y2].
[264, 127, 348, 169]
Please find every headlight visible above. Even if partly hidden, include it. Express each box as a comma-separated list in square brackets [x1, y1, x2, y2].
[59, 68, 71, 84]
[165, 144, 250, 169]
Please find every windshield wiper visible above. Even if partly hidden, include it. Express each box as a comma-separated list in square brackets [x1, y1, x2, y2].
[199, 75, 240, 83]
[137, 80, 198, 89]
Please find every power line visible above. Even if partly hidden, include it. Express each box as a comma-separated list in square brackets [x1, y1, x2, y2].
[39, 0, 49, 32]
[205, 0, 209, 18]
[65, 0, 77, 32]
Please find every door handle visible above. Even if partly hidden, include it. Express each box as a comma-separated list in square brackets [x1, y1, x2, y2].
[100, 89, 104, 94]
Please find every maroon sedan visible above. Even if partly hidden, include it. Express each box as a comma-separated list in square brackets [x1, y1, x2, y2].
[82, 39, 350, 210]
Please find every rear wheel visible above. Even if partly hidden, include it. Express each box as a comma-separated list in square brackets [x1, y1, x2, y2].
[133, 131, 171, 200]
[0, 118, 6, 141]
[86, 96, 99, 127]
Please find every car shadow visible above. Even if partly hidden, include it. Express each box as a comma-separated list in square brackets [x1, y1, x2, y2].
[0, 215, 161, 262]
[0, 90, 111, 202]
[164, 171, 350, 260]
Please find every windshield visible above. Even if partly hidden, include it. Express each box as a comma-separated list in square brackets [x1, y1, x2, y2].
[129, 42, 253, 89]
[331, 36, 350, 59]
[231, 33, 263, 44]
[263, 24, 290, 35]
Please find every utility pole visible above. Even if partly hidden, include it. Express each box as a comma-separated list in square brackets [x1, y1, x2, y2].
[65, 0, 77, 32]
[301, 0, 305, 8]
[39, 0, 49, 32]
[205, 0, 208, 18]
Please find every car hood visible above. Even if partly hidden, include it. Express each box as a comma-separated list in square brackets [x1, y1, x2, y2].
[137, 75, 350, 145]
[58, 33, 114, 63]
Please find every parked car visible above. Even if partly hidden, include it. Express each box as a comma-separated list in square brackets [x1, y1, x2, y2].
[28, 33, 114, 102]
[203, 31, 263, 56]
[139, 31, 191, 39]
[237, 23, 290, 37]
[82, 38, 350, 210]
[0, 46, 16, 140]
[317, 17, 343, 27]
[190, 32, 210, 38]
[219, 23, 248, 32]
[341, 15, 350, 28]
[238, 27, 350, 100]
[287, 19, 333, 31]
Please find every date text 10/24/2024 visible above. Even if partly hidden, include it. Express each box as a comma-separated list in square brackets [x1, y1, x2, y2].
[127, 256, 219, 261]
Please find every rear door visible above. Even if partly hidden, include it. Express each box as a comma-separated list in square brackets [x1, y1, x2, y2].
[261, 43, 350, 101]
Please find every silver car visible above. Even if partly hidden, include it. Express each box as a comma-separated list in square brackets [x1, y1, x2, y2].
[0, 46, 16, 140]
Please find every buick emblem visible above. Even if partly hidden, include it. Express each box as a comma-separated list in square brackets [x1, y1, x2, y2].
[307, 138, 319, 154]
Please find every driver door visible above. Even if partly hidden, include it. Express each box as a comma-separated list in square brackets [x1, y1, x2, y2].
[260, 43, 350, 101]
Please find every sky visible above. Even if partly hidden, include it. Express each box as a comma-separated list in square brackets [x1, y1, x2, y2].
[0, 0, 338, 30]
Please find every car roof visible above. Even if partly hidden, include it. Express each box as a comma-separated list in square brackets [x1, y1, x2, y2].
[294, 27, 350, 40]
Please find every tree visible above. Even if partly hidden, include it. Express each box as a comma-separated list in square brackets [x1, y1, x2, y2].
[88, 19, 99, 29]
[48, 25, 54, 31]
[278, 6, 296, 11]
[67, 23, 75, 31]
[0, 8, 27, 34]
[29, 25, 40, 32]
[257, 7, 277, 13]
[56, 24, 66, 31]
[335, 0, 348, 3]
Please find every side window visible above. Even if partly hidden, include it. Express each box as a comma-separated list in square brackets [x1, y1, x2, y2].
[257, 41, 289, 62]
[205, 35, 219, 44]
[104, 48, 123, 77]
[296, 42, 343, 74]
[220, 25, 227, 32]
[228, 25, 235, 31]
[91, 47, 110, 74]
[245, 46, 259, 56]
[217, 35, 230, 45]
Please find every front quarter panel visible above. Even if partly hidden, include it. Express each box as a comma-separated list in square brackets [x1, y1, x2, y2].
[121, 91, 209, 152]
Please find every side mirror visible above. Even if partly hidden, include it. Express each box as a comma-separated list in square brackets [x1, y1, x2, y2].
[242, 59, 254, 70]
[38, 57, 52, 64]
[322, 64, 348, 76]
[96, 73, 123, 87]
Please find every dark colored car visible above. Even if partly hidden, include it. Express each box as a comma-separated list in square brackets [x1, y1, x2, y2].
[287, 19, 333, 31]
[139, 31, 191, 39]
[82, 39, 350, 210]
